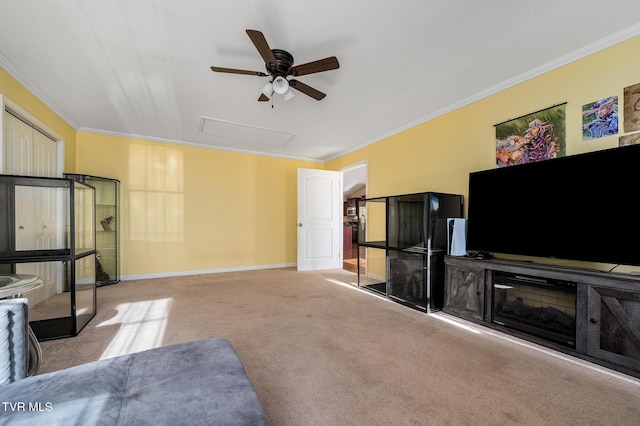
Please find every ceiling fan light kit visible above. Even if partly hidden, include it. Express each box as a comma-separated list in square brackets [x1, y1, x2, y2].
[211, 29, 339, 102]
[283, 90, 295, 102]
[261, 82, 274, 98]
[260, 77, 294, 102]
[272, 76, 289, 95]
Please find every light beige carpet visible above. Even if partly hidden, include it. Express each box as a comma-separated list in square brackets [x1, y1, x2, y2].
[38, 268, 640, 425]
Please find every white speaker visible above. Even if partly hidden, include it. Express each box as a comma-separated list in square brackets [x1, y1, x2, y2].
[447, 218, 467, 256]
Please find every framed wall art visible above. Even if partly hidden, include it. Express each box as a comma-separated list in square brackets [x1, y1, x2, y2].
[620, 131, 640, 146]
[624, 82, 640, 133]
[582, 96, 618, 140]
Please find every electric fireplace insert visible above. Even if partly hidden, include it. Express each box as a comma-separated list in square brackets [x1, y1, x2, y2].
[492, 271, 577, 347]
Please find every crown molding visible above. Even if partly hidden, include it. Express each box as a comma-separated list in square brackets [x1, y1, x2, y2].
[323, 23, 640, 163]
[4, 23, 640, 165]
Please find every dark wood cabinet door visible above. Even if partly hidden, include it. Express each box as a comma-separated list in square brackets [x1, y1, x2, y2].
[444, 263, 486, 321]
[586, 286, 640, 371]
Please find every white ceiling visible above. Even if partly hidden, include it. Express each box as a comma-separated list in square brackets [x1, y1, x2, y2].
[2, 1, 640, 162]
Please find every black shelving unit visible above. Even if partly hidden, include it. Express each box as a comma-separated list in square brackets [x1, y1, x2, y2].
[357, 192, 463, 312]
[0, 175, 97, 340]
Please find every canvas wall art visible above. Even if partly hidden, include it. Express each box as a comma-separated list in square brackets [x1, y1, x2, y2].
[582, 96, 618, 140]
[495, 104, 566, 167]
[619, 131, 640, 146]
[623, 82, 640, 133]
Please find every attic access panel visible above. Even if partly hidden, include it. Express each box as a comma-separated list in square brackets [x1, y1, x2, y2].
[198, 116, 295, 147]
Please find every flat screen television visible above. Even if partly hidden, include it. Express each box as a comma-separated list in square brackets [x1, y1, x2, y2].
[467, 143, 640, 266]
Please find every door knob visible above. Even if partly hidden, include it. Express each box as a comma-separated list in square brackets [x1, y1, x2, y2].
[18, 225, 24, 230]
[298, 223, 303, 227]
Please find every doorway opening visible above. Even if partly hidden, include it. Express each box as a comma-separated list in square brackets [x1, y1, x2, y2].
[341, 162, 367, 276]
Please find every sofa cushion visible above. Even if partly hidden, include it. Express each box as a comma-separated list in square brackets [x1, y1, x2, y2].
[0, 338, 268, 425]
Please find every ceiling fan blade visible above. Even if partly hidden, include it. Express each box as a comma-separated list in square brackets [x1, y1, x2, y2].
[289, 79, 326, 101]
[246, 29, 277, 67]
[258, 93, 269, 102]
[288, 56, 339, 77]
[211, 66, 268, 77]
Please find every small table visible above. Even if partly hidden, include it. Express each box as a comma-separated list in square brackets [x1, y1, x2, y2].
[0, 274, 44, 376]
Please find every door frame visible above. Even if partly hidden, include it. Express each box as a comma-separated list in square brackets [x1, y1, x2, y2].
[340, 161, 368, 273]
[340, 160, 368, 200]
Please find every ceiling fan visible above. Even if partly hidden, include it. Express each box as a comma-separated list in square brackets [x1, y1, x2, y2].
[211, 29, 339, 102]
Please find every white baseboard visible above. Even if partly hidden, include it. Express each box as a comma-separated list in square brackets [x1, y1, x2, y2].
[120, 263, 297, 281]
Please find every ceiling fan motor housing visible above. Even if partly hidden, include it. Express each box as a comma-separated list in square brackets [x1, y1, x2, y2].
[269, 49, 294, 77]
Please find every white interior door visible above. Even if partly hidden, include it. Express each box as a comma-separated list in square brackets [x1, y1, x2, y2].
[2, 110, 58, 177]
[297, 168, 342, 271]
[3, 110, 63, 300]
[33, 126, 58, 177]
[15, 185, 65, 298]
[3, 110, 33, 175]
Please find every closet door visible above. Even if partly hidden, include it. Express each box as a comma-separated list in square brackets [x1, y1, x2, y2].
[3, 110, 33, 175]
[14, 184, 66, 297]
[2, 110, 57, 177]
[33, 126, 58, 177]
[3, 110, 63, 300]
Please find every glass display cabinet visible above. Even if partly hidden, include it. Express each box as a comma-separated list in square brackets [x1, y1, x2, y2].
[65, 174, 120, 286]
[357, 197, 387, 295]
[357, 192, 463, 312]
[0, 175, 97, 340]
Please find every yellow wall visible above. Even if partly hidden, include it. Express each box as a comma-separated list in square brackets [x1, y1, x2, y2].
[327, 35, 640, 201]
[3, 34, 640, 277]
[327, 35, 640, 270]
[76, 132, 319, 276]
[0, 67, 77, 171]
[3, 63, 321, 278]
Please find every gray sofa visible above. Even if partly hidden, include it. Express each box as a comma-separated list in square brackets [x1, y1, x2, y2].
[0, 300, 269, 425]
